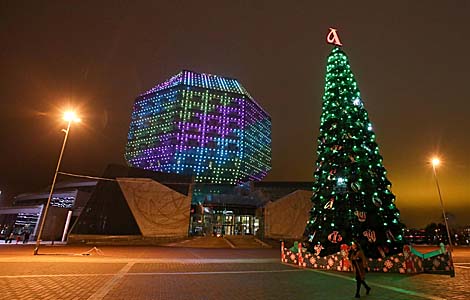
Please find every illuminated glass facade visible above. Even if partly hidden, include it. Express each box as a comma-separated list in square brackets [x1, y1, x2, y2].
[125, 70, 271, 184]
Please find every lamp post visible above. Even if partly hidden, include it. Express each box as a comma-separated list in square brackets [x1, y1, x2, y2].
[431, 158, 453, 250]
[431, 157, 455, 277]
[33, 111, 80, 255]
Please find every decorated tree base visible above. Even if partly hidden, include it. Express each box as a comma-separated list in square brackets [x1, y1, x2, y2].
[410, 244, 455, 276]
[280, 243, 454, 276]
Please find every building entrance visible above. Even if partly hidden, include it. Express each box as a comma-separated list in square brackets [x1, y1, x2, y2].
[190, 205, 259, 236]
[212, 214, 256, 236]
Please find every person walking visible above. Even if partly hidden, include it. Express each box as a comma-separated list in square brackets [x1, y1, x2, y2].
[349, 241, 371, 298]
[3, 226, 10, 243]
[6, 230, 14, 244]
[23, 231, 31, 244]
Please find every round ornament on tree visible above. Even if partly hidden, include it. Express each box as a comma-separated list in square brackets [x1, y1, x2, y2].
[372, 196, 382, 207]
[328, 231, 343, 243]
[350, 182, 360, 192]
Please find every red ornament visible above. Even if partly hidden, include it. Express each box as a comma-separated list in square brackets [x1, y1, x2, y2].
[363, 230, 376, 243]
[340, 244, 351, 271]
[328, 231, 343, 243]
[331, 145, 342, 152]
[314, 243, 324, 256]
[327, 169, 337, 180]
[354, 211, 367, 222]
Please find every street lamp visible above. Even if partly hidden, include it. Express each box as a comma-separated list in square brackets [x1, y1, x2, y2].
[430, 156, 455, 276]
[33, 111, 80, 255]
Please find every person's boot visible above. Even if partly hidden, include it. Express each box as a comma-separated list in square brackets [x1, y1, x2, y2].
[355, 281, 361, 298]
[363, 282, 371, 295]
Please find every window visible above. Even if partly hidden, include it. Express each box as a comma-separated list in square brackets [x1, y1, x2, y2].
[227, 111, 239, 118]
[229, 100, 240, 108]
[188, 139, 199, 147]
[208, 119, 219, 126]
[206, 141, 217, 149]
[228, 122, 239, 129]
[188, 126, 199, 133]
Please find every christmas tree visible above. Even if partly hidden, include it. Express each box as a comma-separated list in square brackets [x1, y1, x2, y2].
[305, 41, 405, 258]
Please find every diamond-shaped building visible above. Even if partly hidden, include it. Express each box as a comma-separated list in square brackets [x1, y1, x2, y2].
[125, 70, 271, 184]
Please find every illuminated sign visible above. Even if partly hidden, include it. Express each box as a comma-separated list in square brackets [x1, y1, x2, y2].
[326, 28, 342, 46]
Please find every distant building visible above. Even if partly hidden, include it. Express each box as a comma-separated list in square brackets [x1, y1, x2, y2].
[68, 168, 313, 243]
[462, 226, 470, 245]
[13, 180, 96, 211]
[2, 164, 312, 244]
[125, 70, 272, 184]
[0, 180, 96, 241]
[404, 228, 428, 244]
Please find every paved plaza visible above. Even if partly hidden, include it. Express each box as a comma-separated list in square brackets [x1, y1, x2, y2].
[0, 239, 468, 300]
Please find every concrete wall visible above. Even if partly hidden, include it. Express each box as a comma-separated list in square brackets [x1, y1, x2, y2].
[42, 206, 69, 241]
[117, 178, 191, 238]
[264, 190, 313, 240]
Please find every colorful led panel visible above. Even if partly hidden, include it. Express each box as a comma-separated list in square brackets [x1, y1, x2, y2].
[125, 70, 272, 184]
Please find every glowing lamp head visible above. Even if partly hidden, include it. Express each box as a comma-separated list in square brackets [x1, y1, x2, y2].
[63, 111, 81, 123]
[431, 157, 440, 167]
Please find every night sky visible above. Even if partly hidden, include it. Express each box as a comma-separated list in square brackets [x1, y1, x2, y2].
[1, 1, 469, 228]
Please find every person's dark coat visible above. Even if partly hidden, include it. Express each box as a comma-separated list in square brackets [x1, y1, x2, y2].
[349, 248, 368, 280]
